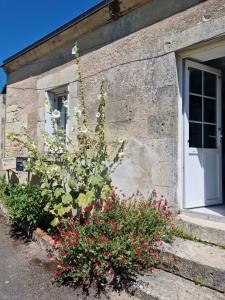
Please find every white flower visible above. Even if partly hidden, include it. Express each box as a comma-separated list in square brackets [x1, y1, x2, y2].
[52, 109, 61, 119]
[72, 43, 78, 56]
[96, 112, 100, 118]
[81, 126, 88, 134]
[45, 99, 50, 108]
[97, 94, 102, 101]
[63, 100, 68, 108]
[118, 152, 124, 158]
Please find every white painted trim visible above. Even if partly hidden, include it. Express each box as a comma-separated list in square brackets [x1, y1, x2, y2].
[176, 55, 184, 210]
[179, 37, 225, 61]
[66, 84, 70, 139]
[183, 59, 222, 208]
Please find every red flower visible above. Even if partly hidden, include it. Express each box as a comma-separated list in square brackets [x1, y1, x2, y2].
[84, 205, 92, 214]
[103, 252, 110, 257]
[135, 249, 141, 256]
[104, 207, 109, 213]
[69, 241, 76, 247]
[54, 270, 61, 278]
[112, 224, 118, 231]
[140, 244, 147, 250]
[74, 233, 79, 240]
[149, 267, 154, 273]
[108, 270, 114, 278]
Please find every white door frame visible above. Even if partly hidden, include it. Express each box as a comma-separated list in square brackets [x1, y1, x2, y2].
[183, 59, 222, 208]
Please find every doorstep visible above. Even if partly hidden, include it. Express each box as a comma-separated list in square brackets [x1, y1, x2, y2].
[177, 211, 225, 246]
[159, 237, 225, 293]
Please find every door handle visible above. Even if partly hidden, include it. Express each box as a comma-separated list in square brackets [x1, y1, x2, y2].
[208, 135, 216, 138]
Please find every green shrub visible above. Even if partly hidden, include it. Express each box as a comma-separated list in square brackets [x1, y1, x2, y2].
[53, 191, 174, 291]
[2, 184, 51, 230]
[0, 176, 7, 199]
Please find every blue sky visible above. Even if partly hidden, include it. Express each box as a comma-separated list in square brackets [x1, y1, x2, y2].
[0, 0, 102, 91]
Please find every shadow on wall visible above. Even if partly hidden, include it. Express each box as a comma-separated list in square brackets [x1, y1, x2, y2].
[7, 171, 40, 186]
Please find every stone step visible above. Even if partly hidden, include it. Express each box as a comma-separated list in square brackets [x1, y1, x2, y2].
[177, 213, 225, 246]
[134, 269, 225, 300]
[159, 237, 225, 293]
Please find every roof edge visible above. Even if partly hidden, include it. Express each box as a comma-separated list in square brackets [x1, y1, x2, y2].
[3, 0, 114, 65]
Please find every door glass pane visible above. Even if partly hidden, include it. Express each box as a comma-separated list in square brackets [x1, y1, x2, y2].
[189, 95, 202, 121]
[204, 124, 217, 148]
[204, 72, 217, 98]
[189, 68, 202, 95]
[189, 122, 202, 148]
[204, 98, 216, 124]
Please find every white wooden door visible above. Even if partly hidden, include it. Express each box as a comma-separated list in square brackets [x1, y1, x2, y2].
[184, 60, 222, 208]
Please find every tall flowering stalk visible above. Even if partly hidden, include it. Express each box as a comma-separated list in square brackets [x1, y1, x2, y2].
[96, 79, 107, 162]
[6, 42, 125, 227]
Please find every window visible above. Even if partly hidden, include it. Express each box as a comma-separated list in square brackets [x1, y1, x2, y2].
[52, 93, 68, 131]
[189, 68, 217, 149]
[45, 86, 68, 136]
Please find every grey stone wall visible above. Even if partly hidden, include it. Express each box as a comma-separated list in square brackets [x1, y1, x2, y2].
[0, 93, 6, 175]
[4, 0, 225, 206]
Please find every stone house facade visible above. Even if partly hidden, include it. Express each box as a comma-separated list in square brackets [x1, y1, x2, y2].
[1, 0, 225, 210]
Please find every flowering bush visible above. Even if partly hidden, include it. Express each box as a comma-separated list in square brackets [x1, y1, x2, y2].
[6, 43, 124, 228]
[52, 191, 174, 291]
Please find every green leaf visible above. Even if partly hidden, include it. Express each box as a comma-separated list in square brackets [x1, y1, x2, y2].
[51, 217, 59, 227]
[88, 174, 103, 187]
[52, 181, 59, 187]
[54, 188, 65, 198]
[75, 166, 83, 176]
[41, 190, 48, 197]
[43, 202, 51, 212]
[77, 192, 93, 209]
[62, 193, 73, 204]
[68, 178, 76, 190]
[86, 190, 95, 202]
[57, 205, 72, 217]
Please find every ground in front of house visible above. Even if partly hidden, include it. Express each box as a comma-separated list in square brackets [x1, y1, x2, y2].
[0, 213, 137, 300]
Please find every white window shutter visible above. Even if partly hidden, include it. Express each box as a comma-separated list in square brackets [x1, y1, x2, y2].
[45, 91, 54, 137]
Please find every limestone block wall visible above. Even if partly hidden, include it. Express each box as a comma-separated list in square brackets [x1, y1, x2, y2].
[0, 94, 6, 175]
[4, 0, 225, 206]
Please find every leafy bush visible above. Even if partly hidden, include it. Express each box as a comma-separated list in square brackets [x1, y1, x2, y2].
[2, 184, 51, 230]
[0, 176, 7, 199]
[52, 191, 174, 291]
